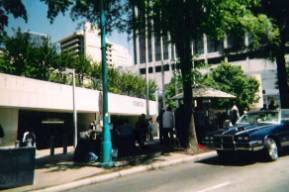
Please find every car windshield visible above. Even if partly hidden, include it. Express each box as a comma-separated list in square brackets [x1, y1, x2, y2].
[237, 111, 279, 125]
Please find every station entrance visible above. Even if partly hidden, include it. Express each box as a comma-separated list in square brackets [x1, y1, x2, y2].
[18, 110, 74, 149]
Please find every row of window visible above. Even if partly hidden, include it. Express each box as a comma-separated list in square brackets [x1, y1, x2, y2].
[139, 33, 173, 64]
[137, 33, 249, 64]
[139, 63, 176, 75]
[139, 52, 263, 75]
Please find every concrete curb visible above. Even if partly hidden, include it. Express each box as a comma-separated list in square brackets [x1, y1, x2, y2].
[34, 151, 217, 192]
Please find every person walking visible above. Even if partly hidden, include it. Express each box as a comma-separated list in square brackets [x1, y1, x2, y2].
[162, 107, 175, 144]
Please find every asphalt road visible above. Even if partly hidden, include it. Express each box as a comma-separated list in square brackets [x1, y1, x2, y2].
[68, 152, 289, 192]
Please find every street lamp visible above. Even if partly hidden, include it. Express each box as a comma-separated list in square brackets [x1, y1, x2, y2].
[100, 0, 113, 167]
[64, 68, 78, 148]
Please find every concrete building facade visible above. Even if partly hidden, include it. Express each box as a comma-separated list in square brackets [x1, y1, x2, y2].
[133, 32, 280, 107]
[0, 73, 157, 148]
[59, 23, 133, 68]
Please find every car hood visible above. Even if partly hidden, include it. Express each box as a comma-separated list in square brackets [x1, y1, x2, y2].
[218, 124, 277, 136]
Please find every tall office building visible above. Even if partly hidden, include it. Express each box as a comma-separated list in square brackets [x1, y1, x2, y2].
[133, 31, 279, 107]
[59, 22, 133, 68]
[24, 31, 48, 47]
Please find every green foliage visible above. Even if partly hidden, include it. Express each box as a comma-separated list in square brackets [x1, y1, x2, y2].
[1, 29, 58, 80]
[0, 0, 27, 33]
[202, 63, 259, 112]
[0, 29, 157, 100]
[39, 0, 274, 148]
[90, 64, 157, 100]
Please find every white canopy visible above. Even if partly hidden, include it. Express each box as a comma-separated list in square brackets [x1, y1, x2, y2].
[171, 87, 236, 100]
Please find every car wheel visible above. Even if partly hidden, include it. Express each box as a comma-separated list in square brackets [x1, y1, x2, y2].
[264, 138, 278, 161]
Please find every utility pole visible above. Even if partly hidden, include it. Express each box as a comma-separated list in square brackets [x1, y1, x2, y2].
[145, 28, 150, 116]
[72, 69, 77, 148]
[100, 0, 113, 167]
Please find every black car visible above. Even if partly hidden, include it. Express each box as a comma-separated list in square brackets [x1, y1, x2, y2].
[203, 109, 289, 161]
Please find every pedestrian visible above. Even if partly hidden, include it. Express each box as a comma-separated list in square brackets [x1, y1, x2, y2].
[147, 116, 154, 141]
[135, 114, 148, 147]
[175, 103, 185, 147]
[268, 99, 277, 110]
[0, 124, 4, 145]
[162, 107, 175, 144]
[22, 128, 36, 147]
[230, 102, 240, 126]
[157, 109, 164, 144]
[260, 104, 267, 111]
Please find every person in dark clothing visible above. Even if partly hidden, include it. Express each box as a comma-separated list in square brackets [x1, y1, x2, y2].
[157, 109, 164, 144]
[0, 124, 4, 145]
[135, 114, 148, 147]
[175, 103, 185, 146]
[268, 100, 277, 110]
[260, 104, 267, 111]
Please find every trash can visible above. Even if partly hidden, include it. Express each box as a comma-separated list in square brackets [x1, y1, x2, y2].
[0, 147, 35, 189]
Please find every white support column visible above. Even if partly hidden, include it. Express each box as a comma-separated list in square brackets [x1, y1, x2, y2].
[203, 33, 208, 64]
[224, 34, 228, 63]
[160, 35, 165, 108]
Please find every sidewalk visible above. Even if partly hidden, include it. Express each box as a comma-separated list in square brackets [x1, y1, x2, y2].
[2, 142, 216, 192]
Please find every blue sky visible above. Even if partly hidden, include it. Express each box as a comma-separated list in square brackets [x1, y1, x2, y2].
[8, 0, 133, 55]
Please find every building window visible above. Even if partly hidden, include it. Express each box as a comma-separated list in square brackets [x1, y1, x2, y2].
[208, 57, 223, 65]
[171, 44, 175, 60]
[155, 35, 161, 61]
[164, 64, 170, 71]
[139, 34, 146, 64]
[193, 37, 204, 55]
[149, 67, 153, 73]
[140, 67, 153, 74]
[163, 34, 169, 60]
[148, 33, 153, 62]
[155, 66, 161, 72]
[227, 34, 244, 50]
[207, 37, 223, 53]
[140, 68, 146, 74]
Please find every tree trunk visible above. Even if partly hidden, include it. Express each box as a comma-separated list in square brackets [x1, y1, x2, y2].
[175, 35, 199, 152]
[275, 41, 289, 108]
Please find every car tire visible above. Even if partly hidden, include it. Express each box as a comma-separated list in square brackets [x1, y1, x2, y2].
[264, 137, 279, 161]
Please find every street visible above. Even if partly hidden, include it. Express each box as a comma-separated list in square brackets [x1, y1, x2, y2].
[68, 152, 289, 192]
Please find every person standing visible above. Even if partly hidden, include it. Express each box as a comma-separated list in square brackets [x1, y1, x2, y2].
[162, 107, 175, 144]
[147, 117, 154, 141]
[175, 103, 185, 146]
[135, 114, 148, 147]
[0, 124, 4, 145]
[230, 102, 240, 126]
[22, 128, 36, 147]
[268, 99, 277, 110]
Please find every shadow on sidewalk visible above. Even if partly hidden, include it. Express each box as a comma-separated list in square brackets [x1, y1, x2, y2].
[35, 140, 181, 171]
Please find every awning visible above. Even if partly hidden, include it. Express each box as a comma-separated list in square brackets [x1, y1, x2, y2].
[171, 87, 236, 100]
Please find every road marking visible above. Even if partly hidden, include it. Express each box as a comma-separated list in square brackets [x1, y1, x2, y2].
[194, 181, 231, 192]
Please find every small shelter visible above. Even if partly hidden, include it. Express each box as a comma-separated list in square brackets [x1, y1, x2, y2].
[171, 86, 236, 100]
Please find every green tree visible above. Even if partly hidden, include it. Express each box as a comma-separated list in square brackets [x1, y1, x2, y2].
[202, 63, 259, 112]
[2, 29, 58, 80]
[41, 0, 274, 149]
[255, 1, 289, 108]
[0, 0, 27, 39]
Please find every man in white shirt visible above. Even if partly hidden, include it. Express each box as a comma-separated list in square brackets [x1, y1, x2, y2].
[162, 107, 174, 144]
